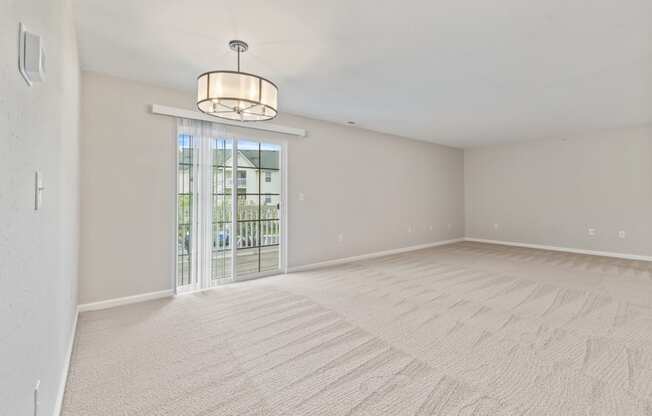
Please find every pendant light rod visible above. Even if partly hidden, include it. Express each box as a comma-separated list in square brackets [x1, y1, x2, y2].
[229, 40, 248, 73]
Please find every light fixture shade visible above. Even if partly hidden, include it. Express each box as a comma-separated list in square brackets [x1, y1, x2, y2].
[197, 71, 278, 122]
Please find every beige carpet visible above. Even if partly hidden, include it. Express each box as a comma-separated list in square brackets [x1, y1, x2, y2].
[63, 242, 652, 415]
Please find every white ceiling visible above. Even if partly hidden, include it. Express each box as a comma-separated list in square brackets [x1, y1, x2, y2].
[74, 0, 652, 147]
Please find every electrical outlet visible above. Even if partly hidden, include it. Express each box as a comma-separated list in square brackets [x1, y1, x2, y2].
[298, 192, 305, 201]
[493, 223, 499, 230]
[588, 228, 596, 236]
[618, 230, 626, 239]
[429, 225, 433, 231]
[407, 226, 412, 233]
[447, 223, 452, 230]
[337, 233, 344, 243]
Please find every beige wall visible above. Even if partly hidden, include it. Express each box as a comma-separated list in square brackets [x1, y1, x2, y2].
[80, 73, 183, 304]
[79, 72, 465, 304]
[0, 0, 80, 414]
[465, 127, 652, 256]
[78, 74, 652, 308]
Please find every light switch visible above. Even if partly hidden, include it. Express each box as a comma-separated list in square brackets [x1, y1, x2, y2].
[34, 171, 44, 210]
[34, 379, 40, 416]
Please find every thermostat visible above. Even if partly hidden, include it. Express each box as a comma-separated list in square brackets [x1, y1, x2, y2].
[18, 23, 46, 86]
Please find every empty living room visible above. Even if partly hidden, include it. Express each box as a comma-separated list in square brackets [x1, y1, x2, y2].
[2, 0, 652, 415]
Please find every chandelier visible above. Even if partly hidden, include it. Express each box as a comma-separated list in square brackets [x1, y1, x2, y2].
[197, 40, 278, 122]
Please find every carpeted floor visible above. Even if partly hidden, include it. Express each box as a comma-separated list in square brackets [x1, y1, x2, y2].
[63, 242, 652, 415]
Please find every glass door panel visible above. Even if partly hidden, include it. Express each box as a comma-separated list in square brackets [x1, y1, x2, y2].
[209, 137, 233, 286]
[176, 134, 195, 289]
[235, 140, 282, 278]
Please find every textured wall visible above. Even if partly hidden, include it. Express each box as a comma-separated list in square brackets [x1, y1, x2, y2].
[79, 72, 465, 304]
[465, 127, 652, 256]
[0, 0, 80, 415]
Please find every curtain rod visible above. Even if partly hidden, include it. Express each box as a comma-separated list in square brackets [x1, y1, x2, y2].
[151, 104, 307, 137]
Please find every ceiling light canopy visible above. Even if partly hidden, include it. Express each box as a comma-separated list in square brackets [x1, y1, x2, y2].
[197, 40, 278, 122]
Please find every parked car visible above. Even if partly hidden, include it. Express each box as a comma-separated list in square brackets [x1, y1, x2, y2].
[214, 231, 230, 249]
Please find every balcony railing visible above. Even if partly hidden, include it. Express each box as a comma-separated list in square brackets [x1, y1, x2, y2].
[210, 204, 280, 252]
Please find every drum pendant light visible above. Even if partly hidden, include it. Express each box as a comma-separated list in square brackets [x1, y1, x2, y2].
[196, 40, 278, 122]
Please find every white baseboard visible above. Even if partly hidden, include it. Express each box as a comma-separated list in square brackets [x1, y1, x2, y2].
[53, 306, 78, 416]
[287, 238, 465, 273]
[464, 238, 652, 262]
[77, 289, 174, 313]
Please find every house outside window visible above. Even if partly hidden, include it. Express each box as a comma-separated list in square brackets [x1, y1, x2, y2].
[265, 171, 272, 183]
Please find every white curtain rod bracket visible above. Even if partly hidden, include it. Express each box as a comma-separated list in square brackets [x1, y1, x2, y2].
[151, 104, 306, 137]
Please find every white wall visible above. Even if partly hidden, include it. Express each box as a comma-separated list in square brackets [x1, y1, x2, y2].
[283, 108, 465, 267]
[79, 72, 465, 304]
[465, 127, 652, 257]
[0, 0, 80, 415]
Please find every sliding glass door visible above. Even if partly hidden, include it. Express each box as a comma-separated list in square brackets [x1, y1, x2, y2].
[176, 121, 283, 292]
